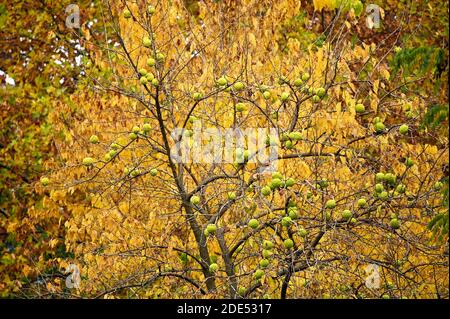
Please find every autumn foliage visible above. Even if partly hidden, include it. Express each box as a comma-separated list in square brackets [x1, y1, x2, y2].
[0, 0, 448, 299]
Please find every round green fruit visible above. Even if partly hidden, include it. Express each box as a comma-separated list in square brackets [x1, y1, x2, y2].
[281, 92, 290, 102]
[281, 216, 292, 227]
[206, 223, 217, 234]
[285, 140, 294, 149]
[227, 192, 236, 200]
[142, 37, 152, 48]
[89, 135, 99, 144]
[405, 158, 414, 167]
[375, 183, 384, 193]
[316, 87, 326, 98]
[262, 249, 272, 258]
[238, 287, 246, 296]
[298, 228, 308, 237]
[357, 198, 367, 208]
[190, 195, 200, 205]
[129, 132, 137, 140]
[294, 78, 303, 87]
[209, 263, 219, 273]
[375, 172, 385, 182]
[288, 131, 302, 141]
[82, 157, 94, 166]
[374, 122, 385, 132]
[40, 177, 50, 186]
[301, 72, 310, 81]
[341, 210, 352, 221]
[147, 5, 156, 14]
[385, 173, 396, 185]
[156, 52, 165, 61]
[140, 76, 148, 85]
[143, 123, 151, 132]
[248, 219, 259, 229]
[235, 103, 245, 112]
[285, 178, 295, 187]
[270, 178, 283, 189]
[325, 199, 337, 209]
[254, 269, 264, 280]
[233, 82, 244, 91]
[147, 57, 156, 67]
[312, 95, 321, 103]
[193, 92, 203, 101]
[150, 168, 158, 176]
[123, 9, 131, 18]
[355, 103, 365, 113]
[217, 77, 227, 86]
[262, 240, 274, 250]
[390, 218, 400, 229]
[263, 91, 271, 99]
[378, 191, 389, 200]
[259, 259, 270, 269]
[283, 238, 294, 249]
[399, 124, 409, 135]
[261, 186, 271, 196]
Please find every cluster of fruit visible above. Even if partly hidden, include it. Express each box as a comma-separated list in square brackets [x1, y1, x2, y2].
[260, 172, 296, 197]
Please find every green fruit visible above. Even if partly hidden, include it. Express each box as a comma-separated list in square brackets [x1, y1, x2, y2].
[262, 249, 272, 258]
[357, 198, 367, 208]
[123, 9, 131, 18]
[283, 238, 294, 249]
[316, 87, 326, 98]
[206, 223, 217, 234]
[285, 178, 295, 187]
[254, 269, 264, 280]
[123, 167, 130, 175]
[262, 241, 274, 250]
[233, 82, 244, 91]
[89, 135, 99, 144]
[235, 103, 245, 112]
[278, 76, 288, 84]
[193, 92, 203, 100]
[399, 124, 409, 135]
[288, 209, 298, 220]
[375, 183, 384, 193]
[151, 78, 159, 86]
[375, 172, 385, 182]
[143, 123, 151, 132]
[355, 103, 365, 113]
[325, 199, 336, 209]
[285, 140, 294, 149]
[40, 177, 50, 186]
[374, 122, 385, 132]
[150, 168, 158, 176]
[390, 218, 400, 229]
[288, 131, 302, 141]
[139, 68, 147, 76]
[190, 195, 200, 205]
[204, 228, 209, 236]
[261, 186, 271, 196]
[209, 263, 218, 273]
[301, 72, 310, 81]
[270, 178, 282, 189]
[143, 36, 152, 48]
[325, 211, 332, 221]
[238, 287, 246, 296]
[156, 52, 165, 61]
[341, 210, 352, 221]
[147, 5, 156, 14]
[259, 259, 270, 269]
[281, 92, 290, 102]
[385, 173, 396, 185]
[104, 153, 111, 161]
[227, 192, 236, 200]
[318, 179, 329, 189]
[294, 78, 303, 87]
[312, 95, 321, 103]
[350, 217, 357, 224]
[281, 216, 292, 227]
[210, 255, 217, 263]
[82, 157, 94, 166]
[248, 219, 259, 229]
[145, 72, 154, 81]
[263, 91, 271, 99]
[378, 191, 389, 200]
[217, 77, 227, 86]
[130, 169, 140, 177]
[129, 132, 137, 140]
[396, 184, 406, 193]
[272, 172, 283, 180]
[147, 58, 156, 67]
[405, 158, 414, 167]
[298, 228, 308, 237]
[132, 126, 140, 133]
[140, 76, 148, 85]
[373, 116, 381, 124]
[434, 181, 443, 190]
